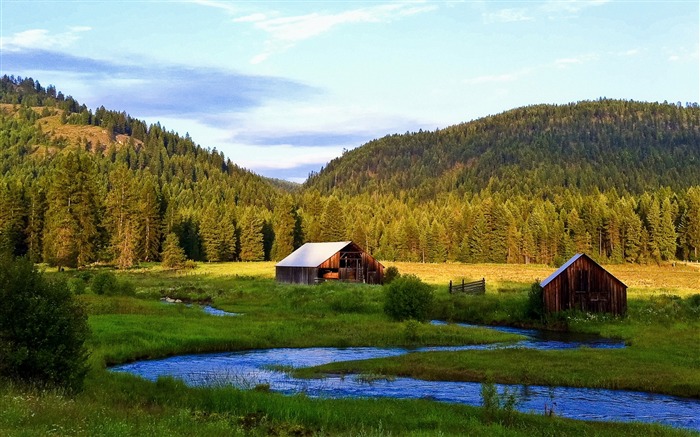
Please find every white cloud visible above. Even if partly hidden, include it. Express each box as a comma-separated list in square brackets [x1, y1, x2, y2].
[554, 53, 598, 68]
[618, 48, 640, 57]
[482, 8, 533, 24]
[187, 0, 238, 14]
[667, 47, 699, 62]
[237, 2, 437, 63]
[0, 27, 91, 51]
[541, 0, 610, 15]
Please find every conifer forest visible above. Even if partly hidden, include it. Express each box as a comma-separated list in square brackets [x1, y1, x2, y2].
[1, 75, 699, 269]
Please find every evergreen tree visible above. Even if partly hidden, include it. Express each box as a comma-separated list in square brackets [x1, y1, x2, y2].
[319, 196, 345, 241]
[271, 195, 296, 260]
[658, 198, 677, 260]
[42, 152, 101, 268]
[238, 209, 264, 261]
[137, 173, 161, 261]
[106, 165, 139, 269]
[161, 232, 187, 269]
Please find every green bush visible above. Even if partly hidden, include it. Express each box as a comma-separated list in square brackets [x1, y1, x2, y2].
[0, 256, 90, 393]
[66, 277, 86, 295]
[383, 274, 433, 322]
[91, 271, 135, 296]
[91, 271, 117, 295]
[525, 281, 544, 320]
[383, 266, 400, 284]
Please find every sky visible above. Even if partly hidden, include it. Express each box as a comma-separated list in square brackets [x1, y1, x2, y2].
[1, 1, 698, 183]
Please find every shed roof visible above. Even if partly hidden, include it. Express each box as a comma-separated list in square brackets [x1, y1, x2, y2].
[540, 253, 627, 288]
[275, 241, 353, 268]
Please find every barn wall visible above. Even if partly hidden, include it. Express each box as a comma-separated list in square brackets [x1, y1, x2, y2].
[276, 242, 385, 285]
[275, 266, 318, 285]
[543, 256, 626, 315]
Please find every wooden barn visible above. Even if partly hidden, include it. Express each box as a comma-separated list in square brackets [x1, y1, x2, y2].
[276, 241, 384, 285]
[540, 253, 627, 315]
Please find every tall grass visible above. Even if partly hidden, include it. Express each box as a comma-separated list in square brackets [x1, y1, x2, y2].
[9, 261, 696, 436]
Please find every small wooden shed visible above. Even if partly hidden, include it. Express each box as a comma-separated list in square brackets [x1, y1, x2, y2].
[276, 241, 384, 285]
[540, 253, 627, 315]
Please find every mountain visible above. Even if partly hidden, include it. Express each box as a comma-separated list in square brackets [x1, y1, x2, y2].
[0, 75, 288, 267]
[305, 99, 700, 199]
[1, 76, 699, 266]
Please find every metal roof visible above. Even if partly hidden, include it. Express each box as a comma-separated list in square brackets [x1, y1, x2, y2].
[275, 241, 353, 268]
[540, 253, 585, 287]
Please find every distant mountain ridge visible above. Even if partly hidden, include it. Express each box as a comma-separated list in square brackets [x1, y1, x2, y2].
[305, 99, 700, 199]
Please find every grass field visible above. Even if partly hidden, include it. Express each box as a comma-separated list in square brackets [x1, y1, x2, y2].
[2, 260, 698, 436]
[119, 259, 700, 298]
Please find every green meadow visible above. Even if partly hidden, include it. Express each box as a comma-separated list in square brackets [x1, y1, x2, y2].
[1, 261, 699, 436]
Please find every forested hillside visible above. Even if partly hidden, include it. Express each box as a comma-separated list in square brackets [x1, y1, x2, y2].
[0, 76, 292, 268]
[1, 75, 699, 267]
[307, 99, 700, 199]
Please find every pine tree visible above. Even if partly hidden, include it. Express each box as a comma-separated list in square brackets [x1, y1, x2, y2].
[0, 179, 26, 257]
[319, 196, 345, 241]
[271, 195, 296, 260]
[658, 198, 677, 260]
[106, 165, 139, 269]
[42, 152, 101, 268]
[137, 174, 161, 261]
[683, 187, 700, 260]
[238, 209, 264, 261]
[161, 232, 187, 269]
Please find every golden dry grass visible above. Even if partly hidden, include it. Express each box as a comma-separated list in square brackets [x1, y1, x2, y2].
[129, 260, 700, 298]
[388, 261, 700, 298]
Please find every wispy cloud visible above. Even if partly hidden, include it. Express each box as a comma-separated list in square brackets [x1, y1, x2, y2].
[483, 0, 610, 24]
[482, 8, 534, 24]
[668, 47, 699, 62]
[2, 49, 317, 117]
[0, 26, 91, 51]
[541, 0, 611, 15]
[225, 2, 437, 64]
[554, 53, 599, 68]
[617, 48, 641, 57]
[187, 0, 238, 14]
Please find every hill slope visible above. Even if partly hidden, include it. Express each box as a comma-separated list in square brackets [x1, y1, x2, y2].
[306, 99, 700, 198]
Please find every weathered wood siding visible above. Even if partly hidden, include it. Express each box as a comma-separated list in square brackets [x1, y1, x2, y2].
[542, 255, 626, 315]
[275, 266, 318, 285]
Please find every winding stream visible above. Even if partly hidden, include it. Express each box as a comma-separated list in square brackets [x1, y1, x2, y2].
[110, 322, 699, 431]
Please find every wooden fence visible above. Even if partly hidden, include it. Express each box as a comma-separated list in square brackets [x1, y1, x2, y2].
[449, 278, 485, 294]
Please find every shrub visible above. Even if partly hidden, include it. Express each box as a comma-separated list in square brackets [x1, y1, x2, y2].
[383, 266, 400, 285]
[66, 277, 86, 295]
[91, 271, 118, 295]
[0, 256, 90, 393]
[90, 271, 135, 296]
[525, 281, 545, 320]
[383, 274, 434, 322]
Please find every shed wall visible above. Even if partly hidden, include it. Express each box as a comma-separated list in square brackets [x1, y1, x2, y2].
[542, 257, 626, 315]
[275, 266, 318, 285]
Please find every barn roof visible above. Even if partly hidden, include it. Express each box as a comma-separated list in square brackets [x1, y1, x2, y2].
[540, 253, 627, 288]
[276, 241, 353, 268]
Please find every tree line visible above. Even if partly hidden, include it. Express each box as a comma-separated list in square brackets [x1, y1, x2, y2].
[0, 75, 698, 268]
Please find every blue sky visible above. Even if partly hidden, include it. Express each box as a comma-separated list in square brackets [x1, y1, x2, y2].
[1, 1, 698, 182]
